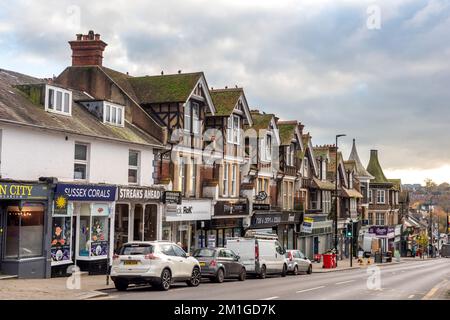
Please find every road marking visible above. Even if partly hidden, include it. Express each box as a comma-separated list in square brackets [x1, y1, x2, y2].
[335, 280, 355, 285]
[422, 279, 448, 300]
[261, 296, 279, 300]
[408, 295, 415, 299]
[296, 286, 325, 293]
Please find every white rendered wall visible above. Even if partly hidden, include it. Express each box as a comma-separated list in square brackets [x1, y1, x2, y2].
[0, 124, 155, 186]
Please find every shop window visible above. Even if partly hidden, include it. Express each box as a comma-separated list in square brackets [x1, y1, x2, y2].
[78, 203, 110, 258]
[51, 201, 73, 265]
[144, 204, 157, 241]
[128, 150, 140, 184]
[114, 204, 129, 251]
[5, 204, 44, 259]
[74, 143, 89, 180]
[133, 204, 143, 241]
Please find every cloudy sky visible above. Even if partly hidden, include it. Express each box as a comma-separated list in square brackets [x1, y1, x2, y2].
[1, 0, 449, 184]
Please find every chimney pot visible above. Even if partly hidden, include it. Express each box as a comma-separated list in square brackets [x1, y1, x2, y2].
[76, 34, 82, 40]
[95, 34, 101, 40]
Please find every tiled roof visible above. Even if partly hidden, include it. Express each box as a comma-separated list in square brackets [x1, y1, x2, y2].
[389, 179, 402, 191]
[312, 177, 335, 191]
[344, 160, 356, 171]
[210, 88, 242, 116]
[0, 68, 162, 147]
[278, 122, 296, 146]
[249, 112, 274, 131]
[348, 139, 373, 178]
[128, 72, 203, 104]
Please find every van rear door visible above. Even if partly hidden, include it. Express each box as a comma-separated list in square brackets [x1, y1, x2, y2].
[226, 239, 256, 273]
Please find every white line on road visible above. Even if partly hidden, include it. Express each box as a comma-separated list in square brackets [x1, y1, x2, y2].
[296, 286, 325, 293]
[261, 296, 279, 300]
[335, 280, 355, 285]
[408, 295, 415, 299]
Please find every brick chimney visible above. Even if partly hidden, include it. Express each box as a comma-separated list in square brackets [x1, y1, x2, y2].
[69, 30, 107, 66]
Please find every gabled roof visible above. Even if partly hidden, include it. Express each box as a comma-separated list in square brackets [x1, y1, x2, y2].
[367, 150, 390, 184]
[389, 179, 402, 191]
[348, 139, 373, 179]
[209, 88, 253, 126]
[249, 111, 274, 131]
[0, 68, 162, 147]
[277, 122, 297, 146]
[128, 72, 203, 104]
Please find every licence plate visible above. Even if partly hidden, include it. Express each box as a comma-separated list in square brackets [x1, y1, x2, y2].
[199, 262, 206, 267]
[124, 260, 139, 265]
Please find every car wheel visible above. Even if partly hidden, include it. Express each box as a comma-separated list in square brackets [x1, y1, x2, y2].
[258, 265, 267, 279]
[293, 265, 299, 275]
[187, 267, 201, 287]
[307, 264, 312, 274]
[281, 264, 287, 277]
[215, 268, 225, 283]
[159, 268, 172, 291]
[114, 280, 128, 291]
[238, 268, 246, 281]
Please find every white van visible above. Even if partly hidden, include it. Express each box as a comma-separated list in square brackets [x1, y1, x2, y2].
[226, 234, 287, 279]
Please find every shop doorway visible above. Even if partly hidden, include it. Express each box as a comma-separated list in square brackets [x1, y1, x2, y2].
[313, 236, 319, 255]
[178, 224, 191, 253]
[114, 204, 129, 251]
[133, 204, 143, 241]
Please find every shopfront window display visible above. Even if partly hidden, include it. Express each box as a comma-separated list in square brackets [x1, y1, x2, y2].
[5, 204, 44, 259]
[51, 199, 73, 265]
[76, 203, 110, 259]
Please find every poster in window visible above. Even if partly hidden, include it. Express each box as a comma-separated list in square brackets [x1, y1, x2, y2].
[51, 217, 72, 265]
[90, 218, 108, 257]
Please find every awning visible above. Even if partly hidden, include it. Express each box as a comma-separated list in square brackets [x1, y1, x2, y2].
[312, 177, 335, 191]
[341, 188, 363, 198]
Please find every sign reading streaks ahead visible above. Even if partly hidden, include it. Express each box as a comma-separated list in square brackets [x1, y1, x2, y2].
[118, 187, 162, 201]
[56, 184, 116, 202]
[0, 183, 48, 200]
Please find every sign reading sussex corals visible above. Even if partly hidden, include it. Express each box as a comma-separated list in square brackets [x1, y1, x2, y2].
[55, 184, 116, 201]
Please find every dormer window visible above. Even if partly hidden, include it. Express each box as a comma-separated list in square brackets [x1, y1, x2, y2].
[103, 102, 124, 127]
[227, 115, 241, 145]
[45, 85, 72, 116]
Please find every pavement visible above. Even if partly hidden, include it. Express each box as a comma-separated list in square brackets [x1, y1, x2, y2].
[0, 257, 448, 300]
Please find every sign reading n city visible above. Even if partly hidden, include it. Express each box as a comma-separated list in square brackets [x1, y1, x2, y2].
[0, 183, 48, 199]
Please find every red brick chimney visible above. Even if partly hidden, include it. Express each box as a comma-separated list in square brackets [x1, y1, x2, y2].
[69, 30, 107, 66]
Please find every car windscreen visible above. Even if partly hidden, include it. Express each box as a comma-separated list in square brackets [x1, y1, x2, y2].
[119, 244, 154, 255]
[193, 248, 216, 257]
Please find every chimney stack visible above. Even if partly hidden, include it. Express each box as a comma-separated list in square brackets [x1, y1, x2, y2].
[69, 30, 107, 67]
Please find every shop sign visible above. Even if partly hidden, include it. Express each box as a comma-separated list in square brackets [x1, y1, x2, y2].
[118, 187, 163, 201]
[165, 200, 212, 222]
[162, 191, 182, 204]
[56, 184, 116, 202]
[368, 226, 395, 238]
[301, 217, 314, 234]
[251, 213, 282, 227]
[0, 183, 48, 200]
[214, 201, 248, 217]
[253, 204, 271, 211]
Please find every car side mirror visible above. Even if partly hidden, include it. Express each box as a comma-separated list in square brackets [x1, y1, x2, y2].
[235, 256, 240, 261]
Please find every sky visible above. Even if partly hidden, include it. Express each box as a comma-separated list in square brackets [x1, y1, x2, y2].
[1, 0, 449, 185]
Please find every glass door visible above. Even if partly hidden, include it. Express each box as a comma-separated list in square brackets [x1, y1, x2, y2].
[133, 204, 143, 241]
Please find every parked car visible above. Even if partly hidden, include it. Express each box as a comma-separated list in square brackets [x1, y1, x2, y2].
[110, 241, 201, 291]
[285, 250, 312, 275]
[193, 247, 246, 283]
[226, 234, 287, 279]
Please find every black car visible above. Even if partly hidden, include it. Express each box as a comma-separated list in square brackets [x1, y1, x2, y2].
[193, 247, 246, 283]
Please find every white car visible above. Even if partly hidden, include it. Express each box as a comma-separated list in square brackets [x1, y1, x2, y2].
[110, 241, 201, 291]
[285, 250, 312, 275]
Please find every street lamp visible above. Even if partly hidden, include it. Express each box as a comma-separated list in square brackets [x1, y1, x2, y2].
[428, 197, 434, 258]
[334, 134, 346, 264]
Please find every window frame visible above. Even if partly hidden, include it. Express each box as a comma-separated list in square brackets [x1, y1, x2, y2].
[74, 143, 89, 181]
[45, 85, 72, 116]
[103, 102, 125, 127]
[231, 164, 237, 196]
[376, 190, 386, 204]
[223, 163, 229, 196]
[128, 150, 140, 185]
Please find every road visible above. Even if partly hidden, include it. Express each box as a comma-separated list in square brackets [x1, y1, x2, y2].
[97, 258, 450, 300]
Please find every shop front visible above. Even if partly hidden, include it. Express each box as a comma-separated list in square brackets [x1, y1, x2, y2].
[114, 186, 164, 251]
[200, 201, 249, 248]
[53, 183, 116, 275]
[248, 211, 303, 249]
[0, 181, 53, 278]
[297, 216, 333, 259]
[162, 197, 212, 254]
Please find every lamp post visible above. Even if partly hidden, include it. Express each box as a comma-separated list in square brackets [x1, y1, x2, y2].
[428, 197, 433, 258]
[334, 134, 346, 264]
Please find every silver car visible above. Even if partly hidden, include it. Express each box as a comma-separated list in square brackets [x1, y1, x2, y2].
[285, 250, 312, 275]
